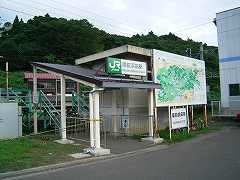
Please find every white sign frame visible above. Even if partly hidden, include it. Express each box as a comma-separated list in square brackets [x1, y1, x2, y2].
[121, 59, 147, 77]
[153, 49, 207, 107]
[168, 106, 189, 140]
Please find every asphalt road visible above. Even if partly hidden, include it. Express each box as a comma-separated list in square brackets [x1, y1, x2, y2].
[6, 125, 240, 180]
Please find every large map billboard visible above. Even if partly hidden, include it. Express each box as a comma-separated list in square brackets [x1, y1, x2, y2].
[153, 49, 207, 107]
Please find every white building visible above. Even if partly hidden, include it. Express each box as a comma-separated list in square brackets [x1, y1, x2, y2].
[215, 7, 240, 110]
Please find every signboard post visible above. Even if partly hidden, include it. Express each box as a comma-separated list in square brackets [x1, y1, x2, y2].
[169, 106, 189, 140]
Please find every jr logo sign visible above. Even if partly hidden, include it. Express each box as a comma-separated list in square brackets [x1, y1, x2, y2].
[107, 58, 122, 74]
[107, 57, 147, 76]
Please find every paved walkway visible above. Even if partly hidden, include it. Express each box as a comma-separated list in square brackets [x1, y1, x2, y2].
[5, 124, 240, 180]
[69, 134, 154, 154]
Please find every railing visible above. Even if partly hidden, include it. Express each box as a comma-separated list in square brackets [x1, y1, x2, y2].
[71, 91, 89, 114]
[102, 114, 152, 136]
[211, 100, 240, 117]
[211, 101, 221, 116]
[39, 90, 61, 128]
[0, 89, 33, 130]
[0, 89, 32, 107]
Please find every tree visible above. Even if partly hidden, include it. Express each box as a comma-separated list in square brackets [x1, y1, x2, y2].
[13, 15, 19, 26]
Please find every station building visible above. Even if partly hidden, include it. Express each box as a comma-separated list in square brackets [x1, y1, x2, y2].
[32, 44, 206, 155]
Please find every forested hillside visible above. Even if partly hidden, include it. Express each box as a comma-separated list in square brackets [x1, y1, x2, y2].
[0, 14, 219, 99]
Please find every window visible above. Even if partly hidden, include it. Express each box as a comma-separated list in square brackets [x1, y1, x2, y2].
[229, 84, 240, 96]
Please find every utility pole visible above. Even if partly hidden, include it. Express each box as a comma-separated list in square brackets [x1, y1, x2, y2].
[186, 48, 192, 57]
[199, 42, 208, 127]
[6, 61, 9, 101]
[200, 43, 204, 60]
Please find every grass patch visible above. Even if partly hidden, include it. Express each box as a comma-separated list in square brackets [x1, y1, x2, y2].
[159, 123, 221, 144]
[160, 128, 195, 143]
[0, 134, 84, 173]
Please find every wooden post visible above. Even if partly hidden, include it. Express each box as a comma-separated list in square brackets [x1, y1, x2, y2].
[204, 104, 208, 127]
[191, 105, 194, 129]
[189, 105, 194, 130]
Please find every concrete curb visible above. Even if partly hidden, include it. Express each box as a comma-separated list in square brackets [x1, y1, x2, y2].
[1, 127, 226, 179]
[0, 144, 169, 179]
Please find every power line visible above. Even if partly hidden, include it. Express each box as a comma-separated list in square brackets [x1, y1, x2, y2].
[18, 0, 136, 36]
[0, 6, 35, 17]
[0, 5, 224, 48]
[0, 4, 132, 37]
[25, 1, 240, 35]
[47, 0, 140, 32]
[15, 0, 137, 35]
[173, 10, 240, 34]
[173, 21, 212, 33]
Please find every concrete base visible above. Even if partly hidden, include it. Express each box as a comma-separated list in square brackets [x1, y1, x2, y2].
[70, 153, 92, 159]
[84, 147, 111, 157]
[54, 139, 74, 144]
[141, 137, 164, 144]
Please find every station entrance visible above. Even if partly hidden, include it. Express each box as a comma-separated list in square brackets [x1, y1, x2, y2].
[31, 62, 160, 155]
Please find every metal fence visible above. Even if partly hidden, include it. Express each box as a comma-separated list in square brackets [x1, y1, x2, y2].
[66, 116, 90, 142]
[211, 100, 240, 117]
[65, 114, 152, 148]
[102, 114, 151, 136]
[211, 101, 221, 116]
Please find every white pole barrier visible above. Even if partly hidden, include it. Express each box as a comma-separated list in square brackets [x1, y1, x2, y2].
[94, 91, 101, 148]
[89, 92, 94, 148]
[148, 89, 154, 137]
[60, 75, 66, 140]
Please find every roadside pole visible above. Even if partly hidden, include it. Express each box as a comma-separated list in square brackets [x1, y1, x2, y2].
[168, 106, 171, 140]
[186, 105, 190, 133]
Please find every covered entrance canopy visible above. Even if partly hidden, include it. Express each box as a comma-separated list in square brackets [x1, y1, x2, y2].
[32, 61, 160, 154]
[32, 62, 160, 89]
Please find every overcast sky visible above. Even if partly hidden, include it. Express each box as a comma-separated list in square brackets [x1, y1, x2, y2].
[1, 0, 240, 46]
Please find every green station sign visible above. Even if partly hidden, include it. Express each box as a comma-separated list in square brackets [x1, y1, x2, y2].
[106, 57, 147, 76]
[107, 57, 122, 74]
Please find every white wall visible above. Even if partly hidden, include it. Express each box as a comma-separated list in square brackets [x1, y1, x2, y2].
[216, 7, 240, 108]
[0, 103, 22, 139]
[100, 89, 169, 132]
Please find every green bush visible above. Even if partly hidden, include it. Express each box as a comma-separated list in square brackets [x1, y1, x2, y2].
[159, 128, 194, 143]
[194, 117, 205, 130]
